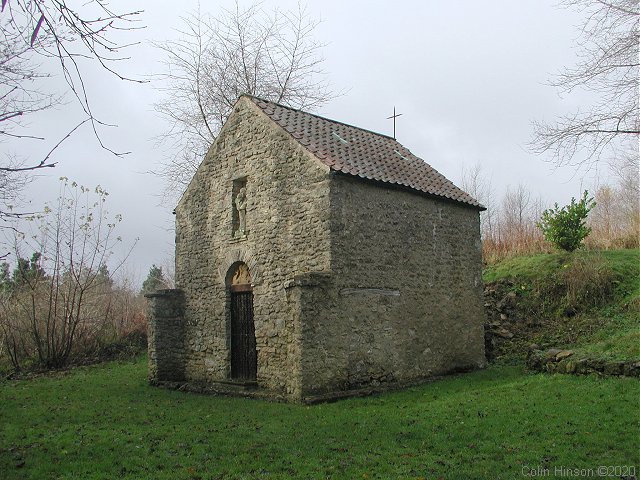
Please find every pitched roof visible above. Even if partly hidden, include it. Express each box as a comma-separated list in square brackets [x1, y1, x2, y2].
[246, 95, 484, 210]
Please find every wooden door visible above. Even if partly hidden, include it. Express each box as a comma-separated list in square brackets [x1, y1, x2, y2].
[230, 286, 256, 381]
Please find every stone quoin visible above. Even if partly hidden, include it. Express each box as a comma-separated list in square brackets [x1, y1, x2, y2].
[146, 94, 487, 403]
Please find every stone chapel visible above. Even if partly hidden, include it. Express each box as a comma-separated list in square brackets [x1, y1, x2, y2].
[146, 94, 487, 403]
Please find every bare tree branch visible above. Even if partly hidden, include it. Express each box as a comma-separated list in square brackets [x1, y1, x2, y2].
[0, 0, 145, 220]
[151, 1, 335, 202]
[531, 0, 639, 170]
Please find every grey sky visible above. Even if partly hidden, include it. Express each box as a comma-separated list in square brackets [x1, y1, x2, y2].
[11, 0, 610, 283]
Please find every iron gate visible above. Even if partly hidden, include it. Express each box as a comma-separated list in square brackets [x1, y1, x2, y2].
[230, 288, 257, 381]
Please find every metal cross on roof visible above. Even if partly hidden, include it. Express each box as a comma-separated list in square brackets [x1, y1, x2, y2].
[386, 107, 403, 140]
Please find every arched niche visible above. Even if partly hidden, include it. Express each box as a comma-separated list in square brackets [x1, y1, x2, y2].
[219, 249, 262, 286]
[226, 261, 252, 291]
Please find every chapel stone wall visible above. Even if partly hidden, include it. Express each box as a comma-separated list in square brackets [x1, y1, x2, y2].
[298, 174, 486, 397]
[173, 97, 331, 398]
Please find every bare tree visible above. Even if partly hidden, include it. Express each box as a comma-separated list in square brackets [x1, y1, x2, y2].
[460, 163, 496, 240]
[590, 185, 617, 245]
[531, 0, 639, 169]
[493, 183, 546, 257]
[613, 151, 640, 240]
[152, 2, 334, 199]
[589, 146, 640, 246]
[0, 1, 144, 220]
[609, 143, 640, 198]
[501, 183, 532, 233]
[0, 21, 58, 140]
[0, 178, 135, 370]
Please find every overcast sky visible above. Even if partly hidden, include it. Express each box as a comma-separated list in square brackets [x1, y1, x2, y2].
[9, 0, 612, 284]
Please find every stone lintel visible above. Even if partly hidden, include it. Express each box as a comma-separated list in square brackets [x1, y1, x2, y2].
[339, 288, 400, 296]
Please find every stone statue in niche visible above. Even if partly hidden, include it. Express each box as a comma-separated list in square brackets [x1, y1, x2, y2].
[235, 187, 247, 236]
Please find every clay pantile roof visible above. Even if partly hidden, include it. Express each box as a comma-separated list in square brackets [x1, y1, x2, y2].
[245, 95, 484, 210]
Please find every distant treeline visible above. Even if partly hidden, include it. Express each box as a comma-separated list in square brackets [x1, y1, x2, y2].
[461, 157, 639, 264]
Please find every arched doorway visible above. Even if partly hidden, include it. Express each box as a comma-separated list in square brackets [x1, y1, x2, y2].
[227, 262, 256, 381]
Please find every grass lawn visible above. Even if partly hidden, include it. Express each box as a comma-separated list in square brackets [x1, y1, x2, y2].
[482, 249, 640, 291]
[483, 249, 640, 362]
[1, 356, 638, 479]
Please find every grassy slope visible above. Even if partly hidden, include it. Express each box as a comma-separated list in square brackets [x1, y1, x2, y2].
[0, 357, 638, 480]
[483, 249, 640, 361]
[484, 249, 639, 292]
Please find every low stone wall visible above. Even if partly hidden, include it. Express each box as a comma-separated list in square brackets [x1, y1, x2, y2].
[145, 289, 187, 383]
[527, 348, 640, 378]
[483, 280, 522, 361]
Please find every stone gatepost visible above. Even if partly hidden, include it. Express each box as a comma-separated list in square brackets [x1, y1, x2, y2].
[145, 289, 186, 383]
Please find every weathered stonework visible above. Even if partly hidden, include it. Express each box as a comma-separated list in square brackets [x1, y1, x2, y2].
[172, 97, 330, 401]
[148, 96, 487, 403]
[145, 289, 186, 383]
[296, 175, 486, 398]
[527, 349, 640, 378]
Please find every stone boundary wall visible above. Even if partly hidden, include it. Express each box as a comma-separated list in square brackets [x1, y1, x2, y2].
[146, 289, 186, 383]
[527, 348, 640, 377]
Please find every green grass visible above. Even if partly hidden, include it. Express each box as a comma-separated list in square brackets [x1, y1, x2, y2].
[483, 249, 640, 362]
[1, 250, 637, 478]
[1, 357, 638, 479]
[483, 252, 571, 284]
[483, 249, 640, 301]
[572, 311, 640, 361]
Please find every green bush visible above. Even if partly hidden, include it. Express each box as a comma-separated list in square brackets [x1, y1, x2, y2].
[537, 191, 596, 252]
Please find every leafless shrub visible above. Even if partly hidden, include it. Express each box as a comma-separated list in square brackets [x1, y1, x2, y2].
[0, 178, 142, 371]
